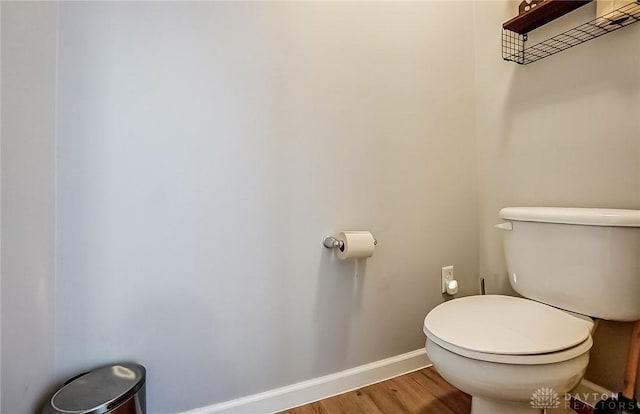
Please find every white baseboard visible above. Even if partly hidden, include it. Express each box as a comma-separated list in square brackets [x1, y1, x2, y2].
[570, 379, 615, 407]
[181, 349, 431, 414]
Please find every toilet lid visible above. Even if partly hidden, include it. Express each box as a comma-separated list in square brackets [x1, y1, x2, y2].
[424, 295, 591, 355]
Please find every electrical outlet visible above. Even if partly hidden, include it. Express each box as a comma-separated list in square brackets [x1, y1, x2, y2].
[441, 265, 454, 293]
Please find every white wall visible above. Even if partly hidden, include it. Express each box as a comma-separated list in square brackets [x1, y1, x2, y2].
[474, 0, 640, 397]
[1, 2, 58, 412]
[54, 2, 478, 413]
[7, 2, 636, 411]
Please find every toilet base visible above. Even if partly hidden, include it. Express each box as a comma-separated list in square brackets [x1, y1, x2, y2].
[471, 396, 575, 414]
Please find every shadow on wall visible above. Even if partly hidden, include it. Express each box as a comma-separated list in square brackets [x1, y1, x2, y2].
[313, 249, 367, 375]
[500, 25, 640, 147]
[587, 320, 640, 400]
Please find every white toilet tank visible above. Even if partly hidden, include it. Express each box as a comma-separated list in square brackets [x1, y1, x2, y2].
[499, 207, 640, 321]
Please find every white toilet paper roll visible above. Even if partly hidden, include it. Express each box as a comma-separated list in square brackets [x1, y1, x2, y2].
[337, 231, 376, 260]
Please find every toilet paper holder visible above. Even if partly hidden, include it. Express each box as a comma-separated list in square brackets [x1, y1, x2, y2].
[322, 235, 378, 250]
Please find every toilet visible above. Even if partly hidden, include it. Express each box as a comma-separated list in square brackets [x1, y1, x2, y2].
[423, 207, 640, 414]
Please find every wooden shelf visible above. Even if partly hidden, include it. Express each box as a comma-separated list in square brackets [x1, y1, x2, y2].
[502, 1, 640, 64]
[503, 0, 593, 34]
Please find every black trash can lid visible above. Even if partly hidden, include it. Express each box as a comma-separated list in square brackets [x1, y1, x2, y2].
[49, 363, 145, 414]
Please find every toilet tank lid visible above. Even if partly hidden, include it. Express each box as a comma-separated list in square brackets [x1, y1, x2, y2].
[500, 207, 640, 227]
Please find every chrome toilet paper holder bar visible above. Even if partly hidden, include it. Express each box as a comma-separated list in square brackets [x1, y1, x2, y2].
[323, 236, 344, 250]
[322, 235, 378, 250]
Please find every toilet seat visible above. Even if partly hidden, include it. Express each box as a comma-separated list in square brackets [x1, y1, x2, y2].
[424, 295, 594, 365]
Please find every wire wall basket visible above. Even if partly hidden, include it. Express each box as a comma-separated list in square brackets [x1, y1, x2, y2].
[503, 2, 640, 65]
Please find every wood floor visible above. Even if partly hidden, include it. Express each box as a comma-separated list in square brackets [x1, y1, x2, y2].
[280, 367, 595, 414]
[280, 367, 471, 414]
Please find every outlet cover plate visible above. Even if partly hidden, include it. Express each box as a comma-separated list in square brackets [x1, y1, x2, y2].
[442, 265, 454, 293]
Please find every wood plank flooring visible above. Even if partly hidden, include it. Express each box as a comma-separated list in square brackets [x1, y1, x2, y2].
[280, 367, 471, 414]
[281, 367, 595, 414]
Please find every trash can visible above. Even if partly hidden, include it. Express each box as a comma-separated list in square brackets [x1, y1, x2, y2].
[43, 363, 146, 414]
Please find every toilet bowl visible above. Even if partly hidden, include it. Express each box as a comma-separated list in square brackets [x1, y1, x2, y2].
[424, 295, 593, 414]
